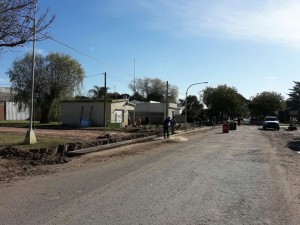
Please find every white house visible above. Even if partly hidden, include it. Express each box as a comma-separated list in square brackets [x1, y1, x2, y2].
[135, 101, 178, 117]
[61, 99, 134, 127]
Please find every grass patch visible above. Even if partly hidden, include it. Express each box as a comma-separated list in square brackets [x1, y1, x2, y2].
[0, 120, 61, 129]
[0, 132, 70, 151]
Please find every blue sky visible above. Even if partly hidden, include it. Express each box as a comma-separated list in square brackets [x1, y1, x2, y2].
[1, 0, 300, 100]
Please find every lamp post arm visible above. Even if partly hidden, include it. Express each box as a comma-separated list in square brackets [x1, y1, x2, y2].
[186, 82, 208, 96]
[184, 82, 208, 132]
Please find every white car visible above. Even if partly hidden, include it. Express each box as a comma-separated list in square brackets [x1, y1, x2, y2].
[263, 116, 280, 130]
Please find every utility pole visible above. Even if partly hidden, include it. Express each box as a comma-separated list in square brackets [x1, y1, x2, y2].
[133, 58, 136, 127]
[24, 0, 38, 144]
[166, 81, 169, 118]
[103, 72, 107, 129]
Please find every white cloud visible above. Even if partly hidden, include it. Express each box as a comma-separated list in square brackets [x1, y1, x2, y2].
[133, 0, 300, 48]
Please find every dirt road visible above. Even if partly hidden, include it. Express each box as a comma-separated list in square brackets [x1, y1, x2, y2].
[0, 125, 299, 224]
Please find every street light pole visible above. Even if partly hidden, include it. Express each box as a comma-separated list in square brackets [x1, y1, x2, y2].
[103, 72, 107, 130]
[185, 82, 208, 132]
[24, 0, 38, 144]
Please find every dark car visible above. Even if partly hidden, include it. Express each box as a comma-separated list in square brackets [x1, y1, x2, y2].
[250, 117, 261, 125]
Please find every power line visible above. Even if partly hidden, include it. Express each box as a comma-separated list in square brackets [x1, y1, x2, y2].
[85, 73, 132, 85]
[85, 73, 105, 78]
[43, 34, 135, 78]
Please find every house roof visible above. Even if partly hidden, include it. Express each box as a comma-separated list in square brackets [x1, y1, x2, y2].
[129, 100, 143, 105]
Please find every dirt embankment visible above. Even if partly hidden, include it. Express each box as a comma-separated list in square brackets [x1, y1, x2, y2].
[0, 126, 158, 183]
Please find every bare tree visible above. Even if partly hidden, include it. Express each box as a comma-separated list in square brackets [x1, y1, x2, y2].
[0, 0, 55, 49]
[128, 77, 179, 102]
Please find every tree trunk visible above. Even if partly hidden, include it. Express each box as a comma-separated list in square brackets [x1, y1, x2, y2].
[40, 104, 51, 123]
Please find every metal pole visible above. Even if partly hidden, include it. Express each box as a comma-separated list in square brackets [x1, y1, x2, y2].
[24, 0, 38, 144]
[103, 72, 107, 129]
[133, 58, 136, 127]
[184, 82, 208, 132]
[166, 81, 169, 118]
[185, 90, 188, 132]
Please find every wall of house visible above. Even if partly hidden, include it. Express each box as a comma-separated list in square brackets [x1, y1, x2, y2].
[0, 102, 5, 120]
[6, 102, 29, 120]
[0, 87, 30, 121]
[129, 111, 164, 125]
[61, 100, 132, 127]
[108, 100, 133, 127]
[135, 102, 177, 118]
[61, 101, 107, 127]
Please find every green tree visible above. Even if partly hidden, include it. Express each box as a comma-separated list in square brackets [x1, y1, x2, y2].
[88, 86, 108, 99]
[0, 0, 55, 49]
[107, 92, 120, 99]
[180, 95, 204, 122]
[7, 52, 85, 123]
[128, 77, 178, 102]
[129, 92, 145, 102]
[286, 81, 300, 110]
[202, 85, 248, 119]
[248, 91, 285, 118]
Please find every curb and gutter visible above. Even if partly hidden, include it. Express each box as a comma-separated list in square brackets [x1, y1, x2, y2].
[66, 126, 211, 157]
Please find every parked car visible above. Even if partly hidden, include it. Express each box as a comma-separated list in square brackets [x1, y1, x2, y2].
[263, 116, 280, 130]
[250, 117, 261, 125]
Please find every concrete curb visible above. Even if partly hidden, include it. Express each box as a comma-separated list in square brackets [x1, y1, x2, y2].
[66, 126, 212, 156]
[66, 135, 158, 156]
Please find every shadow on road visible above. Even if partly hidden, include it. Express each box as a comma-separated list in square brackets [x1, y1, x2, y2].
[287, 139, 300, 152]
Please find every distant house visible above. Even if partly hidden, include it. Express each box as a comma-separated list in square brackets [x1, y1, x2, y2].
[61, 99, 134, 127]
[135, 101, 178, 117]
[0, 87, 29, 121]
[128, 101, 180, 125]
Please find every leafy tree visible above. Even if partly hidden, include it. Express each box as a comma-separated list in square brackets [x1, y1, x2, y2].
[248, 91, 285, 118]
[129, 92, 145, 102]
[180, 95, 204, 122]
[7, 52, 85, 123]
[128, 77, 178, 102]
[202, 85, 248, 119]
[75, 95, 90, 100]
[0, 0, 55, 50]
[286, 81, 300, 110]
[88, 86, 108, 99]
[107, 91, 122, 99]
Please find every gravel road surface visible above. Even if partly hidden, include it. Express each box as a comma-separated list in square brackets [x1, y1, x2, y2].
[0, 125, 299, 225]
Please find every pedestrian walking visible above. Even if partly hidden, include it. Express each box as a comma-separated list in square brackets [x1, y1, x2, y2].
[170, 116, 176, 134]
[163, 117, 171, 138]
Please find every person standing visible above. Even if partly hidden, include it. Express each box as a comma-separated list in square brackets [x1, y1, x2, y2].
[135, 117, 142, 128]
[170, 116, 177, 134]
[211, 115, 216, 128]
[163, 117, 171, 138]
[145, 115, 150, 130]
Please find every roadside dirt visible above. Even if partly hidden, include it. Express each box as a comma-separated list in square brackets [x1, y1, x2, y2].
[0, 126, 152, 183]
